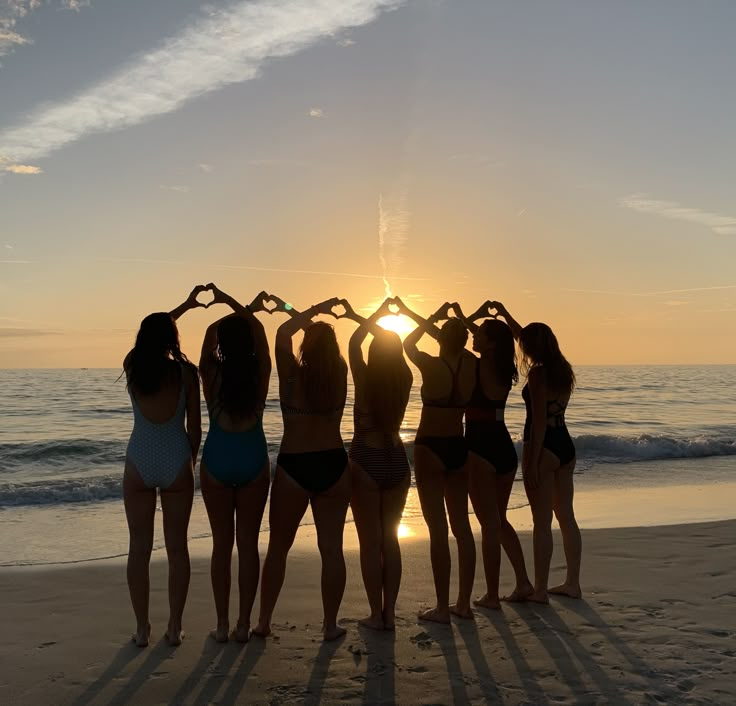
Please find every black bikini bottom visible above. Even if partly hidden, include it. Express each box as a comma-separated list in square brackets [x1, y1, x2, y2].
[277, 448, 348, 494]
[465, 421, 518, 475]
[415, 435, 467, 473]
[523, 426, 576, 467]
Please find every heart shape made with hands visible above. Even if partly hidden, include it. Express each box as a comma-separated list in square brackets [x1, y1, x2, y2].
[195, 288, 216, 309]
[260, 294, 279, 314]
[387, 301, 400, 315]
[485, 303, 501, 318]
[330, 302, 348, 319]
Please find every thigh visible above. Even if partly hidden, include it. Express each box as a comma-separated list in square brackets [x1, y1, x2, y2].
[312, 463, 351, 543]
[268, 466, 309, 549]
[495, 467, 517, 518]
[123, 460, 157, 547]
[522, 444, 555, 524]
[444, 467, 472, 534]
[467, 452, 499, 527]
[200, 461, 236, 539]
[160, 461, 195, 551]
[381, 470, 410, 534]
[414, 444, 448, 528]
[235, 460, 271, 541]
[350, 461, 382, 543]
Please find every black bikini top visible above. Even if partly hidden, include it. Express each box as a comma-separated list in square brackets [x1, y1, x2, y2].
[521, 383, 568, 422]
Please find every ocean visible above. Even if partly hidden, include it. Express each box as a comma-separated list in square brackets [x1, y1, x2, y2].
[1, 366, 734, 566]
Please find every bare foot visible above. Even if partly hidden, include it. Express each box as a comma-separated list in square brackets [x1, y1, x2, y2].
[323, 625, 347, 642]
[382, 610, 396, 631]
[549, 583, 582, 599]
[418, 607, 450, 624]
[165, 628, 185, 646]
[232, 622, 250, 643]
[450, 603, 475, 620]
[251, 620, 271, 638]
[473, 594, 501, 610]
[209, 625, 229, 643]
[501, 583, 534, 603]
[131, 623, 151, 648]
[526, 590, 549, 605]
[358, 615, 384, 631]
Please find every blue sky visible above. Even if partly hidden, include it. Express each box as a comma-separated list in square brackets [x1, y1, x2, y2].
[1, 0, 735, 366]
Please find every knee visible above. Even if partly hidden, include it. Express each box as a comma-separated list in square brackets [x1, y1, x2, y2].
[449, 517, 473, 542]
[213, 533, 235, 554]
[317, 538, 344, 564]
[554, 508, 578, 530]
[128, 540, 153, 561]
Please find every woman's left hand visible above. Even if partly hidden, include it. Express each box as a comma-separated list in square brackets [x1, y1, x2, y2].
[523, 460, 540, 490]
[186, 284, 210, 308]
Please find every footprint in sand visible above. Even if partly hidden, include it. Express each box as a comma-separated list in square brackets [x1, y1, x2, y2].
[37, 642, 57, 649]
[410, 631, 434, 650]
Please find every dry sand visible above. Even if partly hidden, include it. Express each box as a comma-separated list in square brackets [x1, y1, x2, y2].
[1, 520, 734, 705]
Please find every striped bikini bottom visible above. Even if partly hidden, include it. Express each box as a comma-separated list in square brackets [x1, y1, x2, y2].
[349, 435, 410, 490]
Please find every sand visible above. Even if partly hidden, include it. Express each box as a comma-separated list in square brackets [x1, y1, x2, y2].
[1, 520, 734, 705]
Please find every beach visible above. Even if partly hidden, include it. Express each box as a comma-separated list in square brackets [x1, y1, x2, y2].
[2, 515, 735, 706]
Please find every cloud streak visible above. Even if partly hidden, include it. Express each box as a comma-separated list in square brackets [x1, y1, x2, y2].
[0, 0, 403, 166]
[620, 194, 736, 236]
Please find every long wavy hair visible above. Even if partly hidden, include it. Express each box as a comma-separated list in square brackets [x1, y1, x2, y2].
[215, 316, 260, 419]
[519, 322, 575, 392]
[365, 330, 413, 431]
[438, 318, 468, 356]
[298, 322, 346, 413]
[126, 312, 194, 396]
[478, 318, 518, 387]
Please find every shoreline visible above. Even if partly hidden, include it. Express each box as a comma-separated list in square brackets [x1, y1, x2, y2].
[1, 520, 734, 705]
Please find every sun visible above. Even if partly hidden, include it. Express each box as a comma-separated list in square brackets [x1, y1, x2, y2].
[377, 314, 415, 340]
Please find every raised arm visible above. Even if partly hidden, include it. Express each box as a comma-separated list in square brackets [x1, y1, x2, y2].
[208, 285, 272, 400]
[169, 285, 208, 321]
[493, 301, 523, 340]
[274, 297, 339, 375]
[451, 302, 482, 334]
[397, 298, 449, 367]
[344, 298, 393, 378]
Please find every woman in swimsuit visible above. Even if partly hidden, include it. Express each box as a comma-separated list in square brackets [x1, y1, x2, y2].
[254, 296, 351, 641]
[495, 301, 581, 603]
[394, 297, 477, 623]
[342, 297, 413, 631]
[123, 286, 203, 647]
[453, 303, 532, 608]
[199, 285, 273, 643]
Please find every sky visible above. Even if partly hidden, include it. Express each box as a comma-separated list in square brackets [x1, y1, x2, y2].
[1, 0, 735, 367]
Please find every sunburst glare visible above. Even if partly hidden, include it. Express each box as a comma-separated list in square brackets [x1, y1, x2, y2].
[377, 314, 415, 340]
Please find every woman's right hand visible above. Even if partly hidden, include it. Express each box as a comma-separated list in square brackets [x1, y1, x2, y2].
[186, 284, 210, 309]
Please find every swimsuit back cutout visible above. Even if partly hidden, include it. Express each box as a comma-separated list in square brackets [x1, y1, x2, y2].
[280, 365, 344, 417]
[129, 367, 186, 428]
[521, 383, 569, 425]
[422, 356, 470, 409]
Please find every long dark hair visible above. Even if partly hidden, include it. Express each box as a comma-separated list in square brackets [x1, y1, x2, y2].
[365, 330, 413, 431]
[479, 318, 518, 387]
[215, 316, 260, 419]
[126, 312, 194, 396]
[298, 322, 346, 413]
[519, 322, 575, 392]
[438, 318, 468, 356]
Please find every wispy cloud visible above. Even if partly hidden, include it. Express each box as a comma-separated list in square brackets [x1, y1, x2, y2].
[198, 163, 214, 174]
[159, 184, 189, 193]
[0, 1, 91, 61]
[336, 37, 355, 47]
[378, 189, 410, 296]
[0, 0, 404, 166]
[0, 155, 42, 174]
[620, 194, 736, 236]
[308, 107, 324, 118]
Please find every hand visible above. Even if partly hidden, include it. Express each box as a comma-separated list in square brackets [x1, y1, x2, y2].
[375, 297, 395, 318]
[268, 294, 292, 314]
[522, 459, 540, 490]
[488, 300, 505, 317]
[449, 301, 464, 318]
[392, 296, 409, 315]
[433, 302, 453, 321]
[339, 298, 358, 320]
[205, 282, 230, 306]
[315, 297, 343, 318]
[186, 284, 211, 309]
[249, 290, 271, 313]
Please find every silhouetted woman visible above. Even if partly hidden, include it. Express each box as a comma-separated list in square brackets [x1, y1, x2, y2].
[254, 296, 350, 641]
[495, 301, 581, 603]
[123, 286, 203, 647]
[394, 298, 476, 623]
[342, 297, 413, 630]
[454, 303, 532, 607]
[199, 285, 273, 642]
